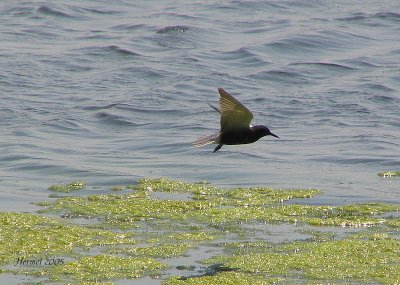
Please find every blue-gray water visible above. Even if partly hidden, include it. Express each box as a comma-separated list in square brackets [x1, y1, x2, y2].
[1, 0, 400, 211]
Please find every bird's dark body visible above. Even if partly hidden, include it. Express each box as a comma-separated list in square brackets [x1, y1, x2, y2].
[219, 126, 269, 145]
[213, 125, 274, 152]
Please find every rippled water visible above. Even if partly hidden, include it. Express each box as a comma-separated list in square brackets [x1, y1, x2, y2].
[1, 0, 400, 210]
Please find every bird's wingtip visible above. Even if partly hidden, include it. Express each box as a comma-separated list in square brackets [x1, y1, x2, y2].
[217, 87, 229, 96]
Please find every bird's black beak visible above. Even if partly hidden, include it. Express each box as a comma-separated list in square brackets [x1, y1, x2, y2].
[270, 132, 279, 138]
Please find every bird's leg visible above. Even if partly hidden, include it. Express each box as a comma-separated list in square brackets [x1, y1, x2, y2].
[208, 103, 221, 113]
[213, 144, 223, 152]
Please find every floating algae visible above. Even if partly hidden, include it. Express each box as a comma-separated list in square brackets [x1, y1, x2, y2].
[39, 178, 324, 228]
[378, 171, 400, 178]
[107, 243, 193, 259]
[48, 181, 85, 193]
[201, 235, 400, 285]
[111, 185, 125, 191]
[0, 212, 135, 265]
[165, 272, 281, 285]
[1, 178, 400, 284]
[43, 255, 166, 281]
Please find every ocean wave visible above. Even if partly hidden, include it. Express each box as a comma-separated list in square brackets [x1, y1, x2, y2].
[5, 5, 34, 16]
[94, 112, 144, 127]
[341, 58, 381, 68]
[291, 62, 355, 71]
[374, 12, 400, 20]
[111, 24, 146, 31]
[338, 12, 400, 23]
[265, 29, 374, 55]
[362, 83, 395, 93]
[36, 5, 75, 18]
[83, 103, 163, 114]
[217, 47, 270, 67]
[73, 6, 122, 15]
[368, 94, 397, 103]
[76, 45, 141, 57]
[250, 69, 310, 84]
[289, 62, 356, 80]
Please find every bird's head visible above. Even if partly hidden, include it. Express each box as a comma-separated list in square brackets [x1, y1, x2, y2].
[252, 125, 279, 139]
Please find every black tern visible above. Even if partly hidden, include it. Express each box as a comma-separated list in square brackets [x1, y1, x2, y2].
[193, 88, 279, 152]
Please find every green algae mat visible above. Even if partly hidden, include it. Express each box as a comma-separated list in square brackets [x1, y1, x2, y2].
[1, 178, 399, 284]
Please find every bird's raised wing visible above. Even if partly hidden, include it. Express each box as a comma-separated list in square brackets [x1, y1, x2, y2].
[218, 88, 253, 132]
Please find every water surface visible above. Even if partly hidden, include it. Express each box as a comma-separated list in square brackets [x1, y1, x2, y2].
[0, 0, 399, 211]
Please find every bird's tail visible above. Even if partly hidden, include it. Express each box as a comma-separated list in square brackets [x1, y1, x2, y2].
[192, 132, 220, 148]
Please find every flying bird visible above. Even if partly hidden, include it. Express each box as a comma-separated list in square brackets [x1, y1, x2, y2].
[193, 88, 279, 152]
